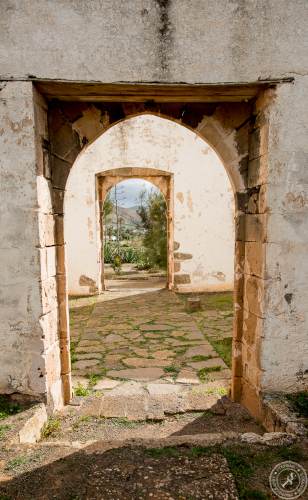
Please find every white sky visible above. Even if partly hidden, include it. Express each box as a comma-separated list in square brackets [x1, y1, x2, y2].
[109, 178, 159, 207]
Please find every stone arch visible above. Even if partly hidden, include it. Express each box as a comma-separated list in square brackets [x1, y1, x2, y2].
[42, 97, 261, 414]
[64, 113, 234, 296]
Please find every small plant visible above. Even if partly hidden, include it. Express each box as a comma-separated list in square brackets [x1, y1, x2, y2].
[112, 254, 122, 274]
[87, 374, 101, 388]
[0, 424, 10, 440]
[74, 383, 91, 397]
[198, 365, 222, 382]
[41, 417, 61, 438]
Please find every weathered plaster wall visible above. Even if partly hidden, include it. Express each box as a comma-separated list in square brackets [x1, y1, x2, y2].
[0, 0, 307, 83]
[0, 82, 63, 408]
[64, 115, 234, 295]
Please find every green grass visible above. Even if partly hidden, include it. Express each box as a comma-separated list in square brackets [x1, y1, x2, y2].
[211, 338, 232, 368]
[74, 383, 91, 397]
[41, 417, 61, 438]
[5, 455, 28, 470]
[198, 365, 222, 382]
[0, 396, 21, 420]
[191, 355, 212, 362]
[163, 365, 180, 374]
[87, 374, 102, 388]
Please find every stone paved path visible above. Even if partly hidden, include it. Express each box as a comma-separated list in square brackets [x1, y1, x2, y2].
[70, 287, 232, 396]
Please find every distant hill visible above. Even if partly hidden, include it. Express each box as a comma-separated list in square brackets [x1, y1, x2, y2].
[106, 205, 141, 229]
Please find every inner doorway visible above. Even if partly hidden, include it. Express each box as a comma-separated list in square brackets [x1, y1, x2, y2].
[98, 169, 173, 295]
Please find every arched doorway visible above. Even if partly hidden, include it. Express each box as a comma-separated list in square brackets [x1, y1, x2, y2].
[63, 114, 235, 412]
[99, 172, 172, 292]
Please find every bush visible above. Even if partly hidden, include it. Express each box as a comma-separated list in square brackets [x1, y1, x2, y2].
[104, 242, 146, 265]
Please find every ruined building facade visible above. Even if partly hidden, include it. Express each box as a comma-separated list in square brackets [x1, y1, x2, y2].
[0, 0, 307, 420]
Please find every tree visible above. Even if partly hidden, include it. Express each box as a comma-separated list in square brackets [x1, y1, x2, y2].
[137, 189, 167, 269]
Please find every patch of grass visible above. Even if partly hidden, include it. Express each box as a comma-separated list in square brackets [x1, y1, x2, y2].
[0, 396, 21, 420]
[188, 446, 212, 457]
[163, 365, 180, 374]
[0, 424, 10, 440]
[146, 447, 180, 458]
[287, 391, 308, 418]
[72, 415, 91, 429]
[74, 383, 91, 397]
[5, 455, 28, 470]
[211, 338, 232, 368]
[191, 355, 212, 362]
[198, 366, 222, 382]
[41, 417, 61, 438]
[109, 417, 140, 429]
[87, 374, 102, 388]
[174, 347, 187, 356]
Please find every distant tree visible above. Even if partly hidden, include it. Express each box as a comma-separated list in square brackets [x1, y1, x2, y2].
[103, 192, 113, 220]
[137, 189, 167, 269]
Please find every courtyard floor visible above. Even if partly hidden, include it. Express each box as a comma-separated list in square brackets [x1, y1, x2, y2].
[67, 283, 235, 419]
[69, 283, 233, 396]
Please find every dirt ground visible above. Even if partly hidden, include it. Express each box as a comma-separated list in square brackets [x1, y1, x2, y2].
[0, 440, 307, 500]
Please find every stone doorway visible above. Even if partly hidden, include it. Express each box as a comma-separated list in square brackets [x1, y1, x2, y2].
[2, 80, 287, 423]
[97, 168, 174, 292]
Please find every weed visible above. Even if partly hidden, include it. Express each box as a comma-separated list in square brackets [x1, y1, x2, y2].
[198, 366, 222, 382]
[191, 355, 212, 362]
[74, 383, 91, 397]
[87, 374, 102, 388]
[41, 417, 61, 438]
[163, 365, 180, 374]
[0, 396, 21, 420]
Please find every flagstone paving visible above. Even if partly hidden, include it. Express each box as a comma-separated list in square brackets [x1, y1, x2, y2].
[69, 288, 233, 393]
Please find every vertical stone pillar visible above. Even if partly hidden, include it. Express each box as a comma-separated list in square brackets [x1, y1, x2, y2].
[0, 82, 63, 408]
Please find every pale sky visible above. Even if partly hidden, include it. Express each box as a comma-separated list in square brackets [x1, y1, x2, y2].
[109, 179, 159, 208]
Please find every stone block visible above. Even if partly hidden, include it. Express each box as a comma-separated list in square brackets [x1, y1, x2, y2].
[174, 274, 191, 285]
[18, 403, 48, 444]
